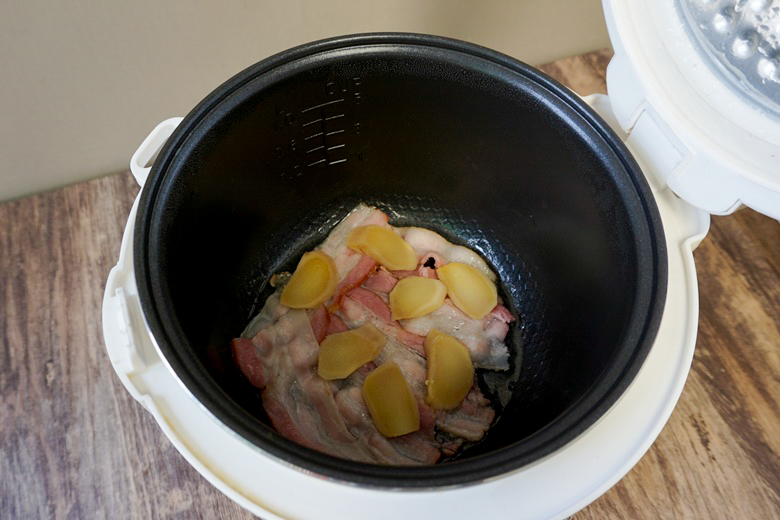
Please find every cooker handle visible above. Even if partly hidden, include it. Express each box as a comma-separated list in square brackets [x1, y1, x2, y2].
[130, 117, 183, 187]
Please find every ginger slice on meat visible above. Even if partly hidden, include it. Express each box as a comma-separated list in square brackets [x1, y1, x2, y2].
[346, 225, 418, 271]
[317, 324, 385, 380]
[389, 276, 447, 320]
[280, 251, 338, 309]
[436, 262, 498, 320]
[362, 362, 420, 437]
[423, 330, 475, 410]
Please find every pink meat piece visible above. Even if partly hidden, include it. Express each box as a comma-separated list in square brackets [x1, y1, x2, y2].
[399, 301, 513, 370]
[362, 267, 399, 293]
[484, 305, 513, 346]
[345, 286, 393, 322]
[363, 251, 442, 294]
[339, 288, 426, 356]
[231, 338, 266, 388]
[326, 313, 349, 335]
[435, 385, 496, 442]
[262, 395, 322, 449]
[327, 255, 377, 311]
[309, 306, 330, 344]
[309, 305, 351, 343]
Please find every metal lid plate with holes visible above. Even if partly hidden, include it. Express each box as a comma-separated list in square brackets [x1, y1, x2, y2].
[603, 0, 780, 219]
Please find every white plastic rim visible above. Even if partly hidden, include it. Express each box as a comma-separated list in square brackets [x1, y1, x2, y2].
[102, 104, 710, 519]
[129, 117, 184, 187]
[603, 0, 780, 218]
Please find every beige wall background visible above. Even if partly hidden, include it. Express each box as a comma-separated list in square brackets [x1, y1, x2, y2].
[0, 0, 610, 202]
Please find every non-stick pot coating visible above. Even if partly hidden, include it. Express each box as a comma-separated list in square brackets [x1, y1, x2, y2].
[134, 34, 666, 487]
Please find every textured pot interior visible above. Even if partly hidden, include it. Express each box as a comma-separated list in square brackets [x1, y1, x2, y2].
[134, 34, 666, 487]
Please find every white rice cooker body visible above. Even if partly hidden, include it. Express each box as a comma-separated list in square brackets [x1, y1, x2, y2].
[102, 0, 780, 517]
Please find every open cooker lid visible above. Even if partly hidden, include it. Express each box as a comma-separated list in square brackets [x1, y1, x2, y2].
[603, 0, 780, 219]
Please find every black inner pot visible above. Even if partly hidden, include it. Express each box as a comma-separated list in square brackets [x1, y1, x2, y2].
[134, 33, 667, 488]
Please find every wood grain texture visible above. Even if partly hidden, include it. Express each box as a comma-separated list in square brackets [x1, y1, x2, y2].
[0, 174, 253, 519]
[1, 49, 778, 519]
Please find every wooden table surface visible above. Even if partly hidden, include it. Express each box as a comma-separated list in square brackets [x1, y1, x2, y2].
[2, 49, 779, 519]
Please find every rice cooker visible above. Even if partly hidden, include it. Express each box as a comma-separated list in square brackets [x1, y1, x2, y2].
[102, 0, 780, 518]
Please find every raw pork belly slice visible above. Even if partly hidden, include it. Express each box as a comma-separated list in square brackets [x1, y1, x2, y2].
[336, 287, 495, 441]
[235, 294, 366, 459]
[361, 263, 513, 370]
[234, 294, 442, 464]
[233, 203, 515, 465]
[399, 302, 513, 370]
[396, 226, 497, 282]
[435, 386, 495, 442]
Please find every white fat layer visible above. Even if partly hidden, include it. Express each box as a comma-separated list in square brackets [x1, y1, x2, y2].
[394, 226, 497, 282]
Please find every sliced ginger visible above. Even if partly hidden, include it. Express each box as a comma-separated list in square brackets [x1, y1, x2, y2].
[280, 251, 338, 309]
[347, 225, 418, 271]
[362, 362, 420, 437]
[389, 276, 447, 320]
[436, 262, 497, 320]
[318, 324, 386, 380]
[423, 330, 475, 410]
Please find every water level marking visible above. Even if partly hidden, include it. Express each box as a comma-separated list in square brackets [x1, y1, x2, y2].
[301, 98, 344, 113]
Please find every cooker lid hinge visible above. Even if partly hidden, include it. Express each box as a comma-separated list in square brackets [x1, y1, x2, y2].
[603, 0, 780, 219]
[623, 103, 693, 194]
[583, 92, 693, 196]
